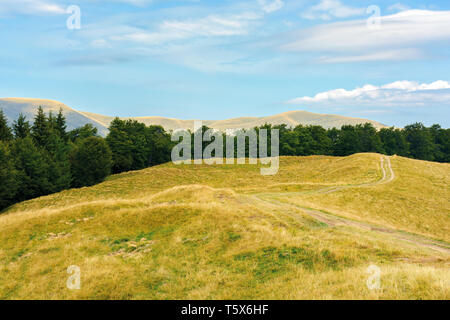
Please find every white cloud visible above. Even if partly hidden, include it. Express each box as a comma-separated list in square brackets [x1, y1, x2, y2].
[388, 3, 410, 12]
[110, 12, 262, 44]
[90, 39, 112, 48]
[112, 0, 152, 6]
[301, 0, 364, 20]
[258, 0, 284, 13]
[318, 49, 423, 63]
[282, 9, 450, 62]
[0, 0, 65, 15]
[287, 81, 450, 107]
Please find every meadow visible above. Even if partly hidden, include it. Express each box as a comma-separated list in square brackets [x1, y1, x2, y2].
[0, 153, 449, 299]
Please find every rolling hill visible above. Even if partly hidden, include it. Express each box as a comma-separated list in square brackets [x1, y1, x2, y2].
[0, 154, 448, 299]
[0, 98, 388, 136]
[0, 98, 110, 137]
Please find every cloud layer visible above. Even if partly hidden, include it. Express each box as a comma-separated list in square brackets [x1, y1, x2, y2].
[0, 0, 65, 15]
[282, 9, 450, 63]
[258, 0, 284, 13]
[301, 0, 364, 20]
[287, 81, 450, 107]
[110, 12, 263, 45]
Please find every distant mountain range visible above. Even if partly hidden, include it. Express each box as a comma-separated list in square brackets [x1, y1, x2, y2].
[0, 98, 388, 136]
[0, 98, 110, 137]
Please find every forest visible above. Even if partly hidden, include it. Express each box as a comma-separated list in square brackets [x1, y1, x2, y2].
[0, 107, 449, 210]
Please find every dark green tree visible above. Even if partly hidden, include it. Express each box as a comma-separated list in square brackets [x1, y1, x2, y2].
[428, 124, 450, 162]
[292, 125, 314, 155]
[31, 106, 51, 147]
[106, 118, 154, 173]
[256, 123, 274, 157]
[404, 123, 436, 161]
[70, 137, 112, 187]
[106, 118, 134, 173]
[68, 123, 98, 142]
[44, 131, 72, 192]
[55, 108, 68, 141]
[327, 127, 340, 146]
[436, 128, 450, 163]
[379, 127, 409, 156]
[333, 125, 361, 156]
[0, 142, 18, 210]
[0, 109, 13, 141]
[356, 123, 384, 153]
[307, 125, 332, 155]
[190, 125, 215, 159]
[13, 113, 31, 139]
[48, 111, 56, 130]
[146, 125, 172, 166]
[275, 124, 297, 156]
[11, 136, 52, 201]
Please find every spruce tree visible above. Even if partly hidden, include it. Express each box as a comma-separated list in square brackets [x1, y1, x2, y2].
[44, 130, 72, 192]
[11, 136, 52, 201]
[48, 111, 55, 127]
[0, 109, 13, 141]
[55, 108, 68, 141]
[0, 142, 18, 210]
[31, 106, 50, 147]
[31, 107, 72, 193]
[13, 113, 31, 139]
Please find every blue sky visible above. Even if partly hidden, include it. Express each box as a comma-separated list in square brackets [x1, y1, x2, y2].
[1, 0, 450, 127]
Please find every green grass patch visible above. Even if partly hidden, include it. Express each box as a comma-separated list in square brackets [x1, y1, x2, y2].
[233, 246, 344, 281]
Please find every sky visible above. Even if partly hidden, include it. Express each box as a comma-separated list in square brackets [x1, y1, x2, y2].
[1, 0, 450, 127]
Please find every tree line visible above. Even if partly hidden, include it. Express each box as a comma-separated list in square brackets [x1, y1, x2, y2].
[184, 122, 449, 163]
[0, 108, 173, 210]
[0, 107, 449, 211]
[274, 122, 449, 162]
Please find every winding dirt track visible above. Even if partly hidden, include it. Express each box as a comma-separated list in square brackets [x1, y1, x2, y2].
[318, 156, 395, 194]
[254, 156, 450, 254]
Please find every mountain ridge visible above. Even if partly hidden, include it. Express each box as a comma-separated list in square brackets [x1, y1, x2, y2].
[0, 98, 388, 136]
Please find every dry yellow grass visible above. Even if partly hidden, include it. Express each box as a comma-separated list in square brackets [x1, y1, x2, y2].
[0, 153, 449, 299]
[279, 155, 450, 242]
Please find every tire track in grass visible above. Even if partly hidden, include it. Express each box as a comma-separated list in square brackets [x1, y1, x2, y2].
[254, 156, 450, 254]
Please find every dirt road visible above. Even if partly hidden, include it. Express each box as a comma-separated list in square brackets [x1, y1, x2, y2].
[254, 156, 450, 254]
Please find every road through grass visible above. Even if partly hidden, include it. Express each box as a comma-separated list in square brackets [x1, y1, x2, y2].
[1, 154, 448, 299]
[255, 156, 450, 254]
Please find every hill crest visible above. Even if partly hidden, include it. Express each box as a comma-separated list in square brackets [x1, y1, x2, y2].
[0, 98, 388, 135]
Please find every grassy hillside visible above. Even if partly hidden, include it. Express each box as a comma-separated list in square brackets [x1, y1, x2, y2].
[0, 154, 448, 299]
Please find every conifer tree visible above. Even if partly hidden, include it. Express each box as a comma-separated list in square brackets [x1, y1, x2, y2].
[11, 136, 52, 201]
[0, 109, 13, 142]
[13, 113, 31, 139]
[48, 111, 55, 130]
[31, 106, 50, 147]
[0, 142, 18, 210]
[55, 108, 68, 141]
[44, 131, 72, 192]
